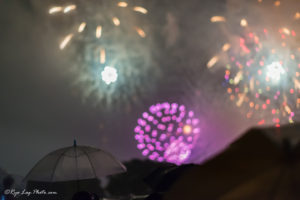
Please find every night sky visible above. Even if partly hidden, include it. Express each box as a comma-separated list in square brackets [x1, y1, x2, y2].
[3, 0, 297, 177]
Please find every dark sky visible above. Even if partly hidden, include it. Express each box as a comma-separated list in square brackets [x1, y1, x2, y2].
[0, 0, 256, 176]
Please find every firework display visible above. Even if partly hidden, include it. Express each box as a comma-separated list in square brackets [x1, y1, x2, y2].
[224, 28, 299, 126]
[47, 0, 156, 106]
[208, 1, 300, 127]
[73, 39, 154, 107]
[134, 102, 200, 165]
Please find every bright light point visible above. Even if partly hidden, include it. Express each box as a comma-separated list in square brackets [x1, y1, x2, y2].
[183, 125, 192, 135]
[282, 28, 290, 35]
[136, 27, 146, 38]
[100, 48, 106, 64]
[207, 56, 219, 68]
[60, 34, 73, 50]
[266, 62, 285, 82]
[63, 5, 76, 13]
[49, 7, 63, 14]
[211, 16, 226, 23]
[240, 19, 248, 27]
[284, 105, 292, 114]
[236, 93, 245, 107]
[101, 66, 118, 85]
[294, 79, 300, 89]
[112, 17, 120, 26]
[222, 43, 231, 52]
[78, 22, 86, 33]
[274, 1, 280, 7]
[234, 71, 243, 85]
[133, 7, 148, 14]
[96, 26, 102, 38]
[117, 2, 128, 7]
[295, 12, 300, 20]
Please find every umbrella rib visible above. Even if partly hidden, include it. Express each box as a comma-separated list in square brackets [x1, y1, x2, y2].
[95, 148, 127, 171]
[49, 149, 68, 182]
[23, 152, 55, 182]
[81, 147, 98, 178]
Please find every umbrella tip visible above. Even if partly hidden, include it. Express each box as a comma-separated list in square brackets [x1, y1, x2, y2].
[74, 139, 77, 147]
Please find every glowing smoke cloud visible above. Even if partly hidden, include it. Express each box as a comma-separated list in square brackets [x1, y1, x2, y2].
[134, 102, 200, 165]
[73, 39, 155, 107]
[208, 1, 300, 127]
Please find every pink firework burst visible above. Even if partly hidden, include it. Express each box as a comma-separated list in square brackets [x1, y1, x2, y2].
[134, 102, 200, 165]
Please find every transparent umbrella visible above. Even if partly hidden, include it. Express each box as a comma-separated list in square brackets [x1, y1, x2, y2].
[24, 140, 126, 182]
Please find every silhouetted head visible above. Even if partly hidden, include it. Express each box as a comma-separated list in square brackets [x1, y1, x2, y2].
[2, 175, 14, 189]
[72, 191, 91, 200]
[90, 193, 99, 200]
[145, 192, 163, 200]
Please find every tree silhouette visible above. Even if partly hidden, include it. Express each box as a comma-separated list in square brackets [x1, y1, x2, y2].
[105, 159, 173, 196]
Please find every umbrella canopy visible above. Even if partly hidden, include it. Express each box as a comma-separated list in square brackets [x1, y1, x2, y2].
[24, 141, 126, 182]
[162, 126, 300, 200]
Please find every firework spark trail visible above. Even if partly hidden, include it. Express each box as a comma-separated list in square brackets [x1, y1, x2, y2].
[208, 0, 300, 127]
[49, 0, 148, 63]
[48, 0, 148, 48]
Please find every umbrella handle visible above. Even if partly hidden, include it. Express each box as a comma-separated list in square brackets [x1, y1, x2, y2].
[74, 140, 77, 147]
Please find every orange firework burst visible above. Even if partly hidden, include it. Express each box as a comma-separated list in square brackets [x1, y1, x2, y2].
[208, 0, 300, 127]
